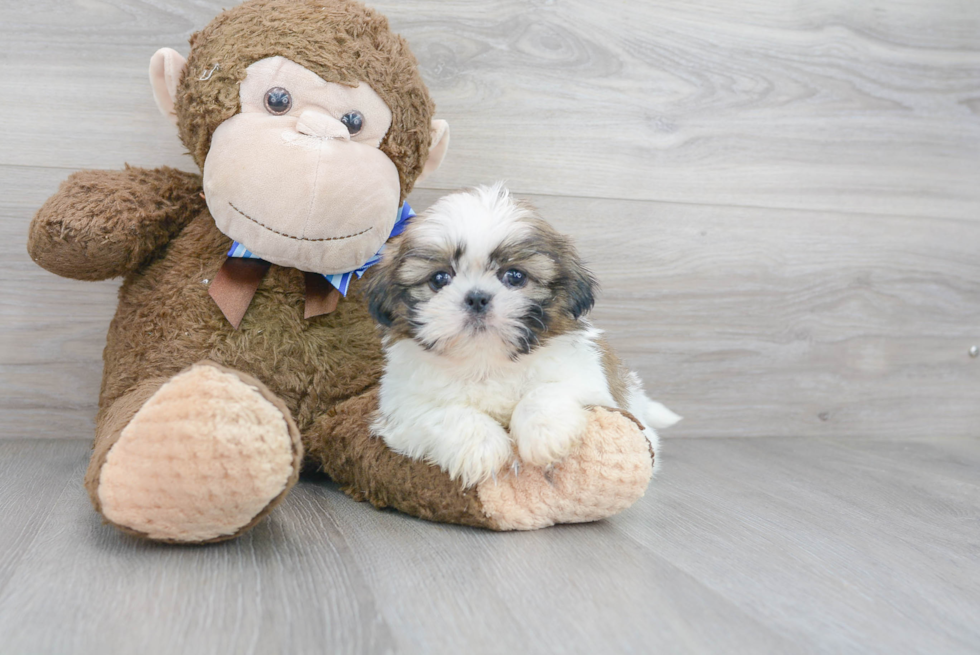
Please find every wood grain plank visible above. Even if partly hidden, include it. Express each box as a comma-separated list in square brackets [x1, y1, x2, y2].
[0, 439, 793, 655]
[618, 436, 980, 653]
[1, 438, 977, 653]
[0, 440, 86, 593]
[294, 479, 796, 655]
[3, 174, 978, 440]
[0, 1, 977, 218]
[0, 444, 397, 655]
[0, 166, 118, 438]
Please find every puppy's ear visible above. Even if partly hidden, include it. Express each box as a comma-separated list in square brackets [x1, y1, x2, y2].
[364, 258, 399, 328]
[368, 288, 397, 327]
[563, 249, 598, 320]
[523, 211, 598, 320]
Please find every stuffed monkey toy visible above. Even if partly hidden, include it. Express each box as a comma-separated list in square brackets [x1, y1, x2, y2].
[27, 0, 656, 543]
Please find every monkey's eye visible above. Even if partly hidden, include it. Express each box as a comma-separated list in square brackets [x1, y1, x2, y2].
[501, 269, 527, 288]
[429, 271, 453, 291]
[340, 111, 364, 135]
[264, 87, 292, 115]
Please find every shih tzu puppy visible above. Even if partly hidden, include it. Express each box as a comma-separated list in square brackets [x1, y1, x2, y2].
[365, 184, 680, 488]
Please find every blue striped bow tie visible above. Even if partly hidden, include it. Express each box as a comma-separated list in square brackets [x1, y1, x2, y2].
[209, 203, 415, 329]
[226, 202, 415, 296]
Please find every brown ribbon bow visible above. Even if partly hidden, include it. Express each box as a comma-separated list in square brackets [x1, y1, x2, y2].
[208, 257, 340, 329]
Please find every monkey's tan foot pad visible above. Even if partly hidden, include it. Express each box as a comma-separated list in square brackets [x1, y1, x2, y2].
[97, 362, 303, 543]
[477, 407, 654, 531]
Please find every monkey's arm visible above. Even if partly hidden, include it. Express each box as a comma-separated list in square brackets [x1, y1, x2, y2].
[306, 388, 655, 530]
[28, 166, 205, 281]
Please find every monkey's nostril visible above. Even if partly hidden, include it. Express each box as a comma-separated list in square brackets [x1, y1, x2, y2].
[464, 290, 492, 313]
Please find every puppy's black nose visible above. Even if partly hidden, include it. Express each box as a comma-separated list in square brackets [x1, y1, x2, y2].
[464, 290, 492, 314]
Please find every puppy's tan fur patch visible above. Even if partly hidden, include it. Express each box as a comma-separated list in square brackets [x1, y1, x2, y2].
[597, 336, 630, 408]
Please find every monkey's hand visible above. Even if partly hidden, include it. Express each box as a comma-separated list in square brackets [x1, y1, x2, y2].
[28, 165, 205, 281]
[478, 406, 654, 530]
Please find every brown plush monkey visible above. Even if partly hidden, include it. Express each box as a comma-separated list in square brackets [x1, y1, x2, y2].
[27, 0, 655, 543]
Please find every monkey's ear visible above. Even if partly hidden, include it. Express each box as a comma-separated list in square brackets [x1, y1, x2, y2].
[149, 48, 188, 126]
[415, 120, 450, 184]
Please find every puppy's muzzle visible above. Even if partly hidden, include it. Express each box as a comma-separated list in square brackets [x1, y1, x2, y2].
[464, 290, 492, 315]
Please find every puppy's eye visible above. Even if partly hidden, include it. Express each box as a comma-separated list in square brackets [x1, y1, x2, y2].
[429, 271, 453, 291]
[340, 110, 364, 135]
[501, 269, 527, 288]
[264, 87, 292, 115]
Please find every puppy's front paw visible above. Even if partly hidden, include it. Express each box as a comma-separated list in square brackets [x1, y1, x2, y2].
[511, 397, 589, 468]
[442, 414, 513, 489]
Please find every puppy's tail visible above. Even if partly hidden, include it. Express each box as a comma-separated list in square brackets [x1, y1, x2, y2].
[637, 398, 682, 430]
[621, 373, 680, 474]
[625, 372, 682, 430]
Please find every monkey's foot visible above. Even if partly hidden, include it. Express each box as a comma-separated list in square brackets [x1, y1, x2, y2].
[95, 362, 302, 543]
[477, 407, 654, 530]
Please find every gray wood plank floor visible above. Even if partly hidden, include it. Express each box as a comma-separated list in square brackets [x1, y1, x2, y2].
[1, 0, 978, 653]
[0, 438, 977, 654]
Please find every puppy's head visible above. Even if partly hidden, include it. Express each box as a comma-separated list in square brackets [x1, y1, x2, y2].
[365, 183, 596, 358]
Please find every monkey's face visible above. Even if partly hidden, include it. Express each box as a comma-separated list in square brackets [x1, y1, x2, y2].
[202, 57, 403, 275]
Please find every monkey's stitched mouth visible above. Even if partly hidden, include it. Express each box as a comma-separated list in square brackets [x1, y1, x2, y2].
[229, 202, 373, 242]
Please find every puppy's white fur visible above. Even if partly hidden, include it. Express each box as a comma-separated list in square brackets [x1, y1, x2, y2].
[369, 184, 680, 488]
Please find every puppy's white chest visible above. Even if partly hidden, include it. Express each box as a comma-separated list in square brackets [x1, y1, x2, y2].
[455, 374, 526, 427]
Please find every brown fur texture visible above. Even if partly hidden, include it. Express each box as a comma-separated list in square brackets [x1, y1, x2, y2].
[29, 167, 653, 537]
[27, 166, 206, 281]
[598, 336, 630, 408]
[177, 0, 434, 202]
[27, 0, 654, 542]
[30, 169, 493, 536]
[31, 161, 494, 538]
